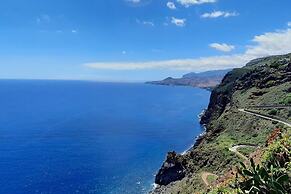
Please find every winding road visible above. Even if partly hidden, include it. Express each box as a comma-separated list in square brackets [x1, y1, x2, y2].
[246, 105, 291, 109]
[200, 108, 291, 187]
[238, 109, 291, 127]
[229, 145, 257, 160]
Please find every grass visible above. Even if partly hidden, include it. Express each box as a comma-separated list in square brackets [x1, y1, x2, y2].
[206, 174, 218, 184]
[237, 146, 256, 157]
[205, 128, 291, 194]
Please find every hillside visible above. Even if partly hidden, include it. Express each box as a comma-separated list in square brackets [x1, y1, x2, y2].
[151, 54, 291, 193]
[146, 69, 231, 89]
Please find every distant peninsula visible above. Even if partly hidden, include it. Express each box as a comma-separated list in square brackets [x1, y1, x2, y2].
[146, 69, 231, 89]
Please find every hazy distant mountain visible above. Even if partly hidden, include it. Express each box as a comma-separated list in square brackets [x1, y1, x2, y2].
[146, 69, 231, 89]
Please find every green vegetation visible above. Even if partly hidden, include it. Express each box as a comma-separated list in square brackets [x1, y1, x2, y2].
[237, 147, 257, 157]
[280, 94, 291, 105]
[206, 187, 237, 194]
[205, 130, 291, 194]
[236, 132, 290, 194]
[268, 109, 278, 116]
[207, 174, 218, 185]
[152, 54, 291, 194]
[237, 158, 289, 193]
[215, 68, 251, 94]
[262, 132, 291, 170]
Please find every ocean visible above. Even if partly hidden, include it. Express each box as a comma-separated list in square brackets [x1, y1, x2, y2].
[0, 80, 210, 194]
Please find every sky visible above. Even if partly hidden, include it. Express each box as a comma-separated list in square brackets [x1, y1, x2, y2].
[0, 0, 291, 81]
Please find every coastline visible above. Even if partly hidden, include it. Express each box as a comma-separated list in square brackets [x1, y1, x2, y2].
[181, 108, 207, 156]
[151, 106, 209, 193]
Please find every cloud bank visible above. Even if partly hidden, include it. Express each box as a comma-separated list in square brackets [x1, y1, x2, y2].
[85, 28, 291, 72]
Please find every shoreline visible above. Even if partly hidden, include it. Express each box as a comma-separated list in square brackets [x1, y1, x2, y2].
[181, 108, 207, 156]
[151, 107, 209, 192]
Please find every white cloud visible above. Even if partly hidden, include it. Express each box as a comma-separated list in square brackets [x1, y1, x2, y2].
[288, 22, 291, 27]
[171, 17, 186, 27]
[201, 11, 238, 18]
[84, 55, 247, 71]
[143, 21, 154, 26]
[177, 0, 217, 7]
[210, 43, 235, 52]
[136, 19, 154, 26]
[127, 0, 141, 3]
[84, 28, 291, 71]
[245, 29, 291, 57]
[167, 2, 176, 10]
[71, 30, 78, 33]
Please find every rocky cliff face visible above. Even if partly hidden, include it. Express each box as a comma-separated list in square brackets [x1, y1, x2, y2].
[152, 53, 291, 193]
[155, 152, 186, 185]
[201, 55, 291, 128]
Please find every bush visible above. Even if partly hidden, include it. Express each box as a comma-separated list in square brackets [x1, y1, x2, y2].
[280, 94, 291, 105]
[236, 133, 290, 193]
[236, 158, 289, 193]
[270, 62, 281, 68]
[268, 109, 278, 116]
[262, 133, 290, 168]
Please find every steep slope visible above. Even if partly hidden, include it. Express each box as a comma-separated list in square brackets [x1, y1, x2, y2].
[146, 69, 231, 89]
[152, 53, 291, 193]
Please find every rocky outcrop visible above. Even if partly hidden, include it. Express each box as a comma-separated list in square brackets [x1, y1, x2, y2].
[155, 152, 186, 185]
[200, 68, 251, 127]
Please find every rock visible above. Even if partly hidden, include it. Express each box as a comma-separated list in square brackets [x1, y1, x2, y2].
[155, 152, 186, 185]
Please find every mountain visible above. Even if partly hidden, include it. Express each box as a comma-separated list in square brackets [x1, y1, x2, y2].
[146, 69, 231, 89]
[151, 53, 291, 193]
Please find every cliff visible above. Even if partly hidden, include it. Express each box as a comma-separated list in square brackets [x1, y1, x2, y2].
[146, 69, 231, 89]
[152, 53, 291, 193]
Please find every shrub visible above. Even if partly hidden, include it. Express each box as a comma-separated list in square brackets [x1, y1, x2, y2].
[236, 158, 289, 193]
[236, 133, 290, 194]
[280, 94, 291, 105]
[268, 109, 278, 116]
[270, 62, 281, 68]
[262, 133, 290, 168]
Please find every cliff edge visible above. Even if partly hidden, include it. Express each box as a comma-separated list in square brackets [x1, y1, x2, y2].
[152, 53, 291, 193]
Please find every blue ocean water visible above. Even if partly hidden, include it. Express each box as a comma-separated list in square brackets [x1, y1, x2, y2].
[0, 80, 210, 194]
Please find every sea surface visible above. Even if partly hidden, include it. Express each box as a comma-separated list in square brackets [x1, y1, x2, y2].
[0, 80, 210, 194]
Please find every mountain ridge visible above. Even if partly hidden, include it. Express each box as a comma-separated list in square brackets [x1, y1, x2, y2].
[146, 69, 232, 89]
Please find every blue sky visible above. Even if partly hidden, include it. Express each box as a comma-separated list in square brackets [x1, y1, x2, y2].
[0, 0, 291, 81]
